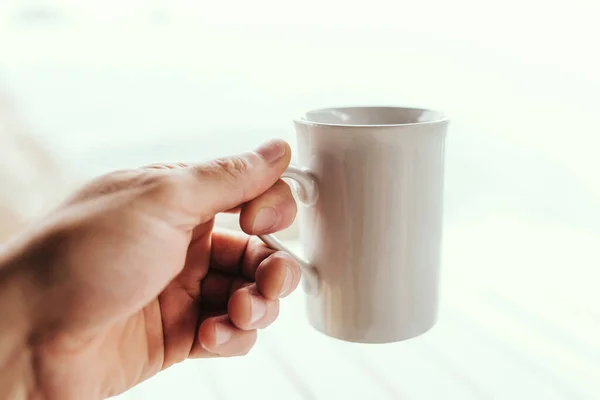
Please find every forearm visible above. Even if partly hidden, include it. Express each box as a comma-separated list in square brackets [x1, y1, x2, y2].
[0, 247, 36, 400]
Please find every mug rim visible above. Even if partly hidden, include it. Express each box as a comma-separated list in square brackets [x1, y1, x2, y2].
[294, 105, 449, 128]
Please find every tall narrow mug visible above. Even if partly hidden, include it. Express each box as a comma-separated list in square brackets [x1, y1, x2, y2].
[260, 106, 449, 343]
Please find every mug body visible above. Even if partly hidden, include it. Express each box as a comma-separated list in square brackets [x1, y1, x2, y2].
[293, 106, 449, 343]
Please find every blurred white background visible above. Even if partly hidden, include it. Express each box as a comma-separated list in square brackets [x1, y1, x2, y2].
[0, 0, 599, 399]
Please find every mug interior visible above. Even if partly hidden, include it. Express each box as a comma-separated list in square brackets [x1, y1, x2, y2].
[300, 106, 446, 127]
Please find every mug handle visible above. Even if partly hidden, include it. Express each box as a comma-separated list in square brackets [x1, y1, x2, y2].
[257, 165, 320, 294]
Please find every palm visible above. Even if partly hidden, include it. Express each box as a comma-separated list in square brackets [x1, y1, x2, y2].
[36, 214, 287, 399]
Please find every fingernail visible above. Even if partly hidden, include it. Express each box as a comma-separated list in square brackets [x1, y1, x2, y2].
[215, 322, 232, 345]
[255, 139, 285, 163]
[250, 295, 267, 324]
[252, 207, 277, 233]
[280, 264, 294, 297]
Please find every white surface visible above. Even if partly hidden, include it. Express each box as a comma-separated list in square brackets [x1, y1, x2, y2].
[1, 1, 599, 398]
[1, 19, 599, 233]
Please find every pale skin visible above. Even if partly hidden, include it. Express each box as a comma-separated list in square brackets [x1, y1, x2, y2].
[0, 139, 302, 400]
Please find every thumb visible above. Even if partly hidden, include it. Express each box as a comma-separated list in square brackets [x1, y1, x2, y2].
[159, 139, 292, 219]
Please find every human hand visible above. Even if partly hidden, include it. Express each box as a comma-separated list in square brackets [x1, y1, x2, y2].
[0, 139, 301, 399]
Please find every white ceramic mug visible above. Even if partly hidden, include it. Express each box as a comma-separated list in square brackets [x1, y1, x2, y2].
[259, 106, 449, 343]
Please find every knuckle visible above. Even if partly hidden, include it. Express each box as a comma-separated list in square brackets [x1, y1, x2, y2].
[139, 173, 184, 205]
[212, 156, 250, 180]
[142, 173, 173, 194]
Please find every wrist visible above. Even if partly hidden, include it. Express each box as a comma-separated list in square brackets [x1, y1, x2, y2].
[0, 246, 37, 399]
